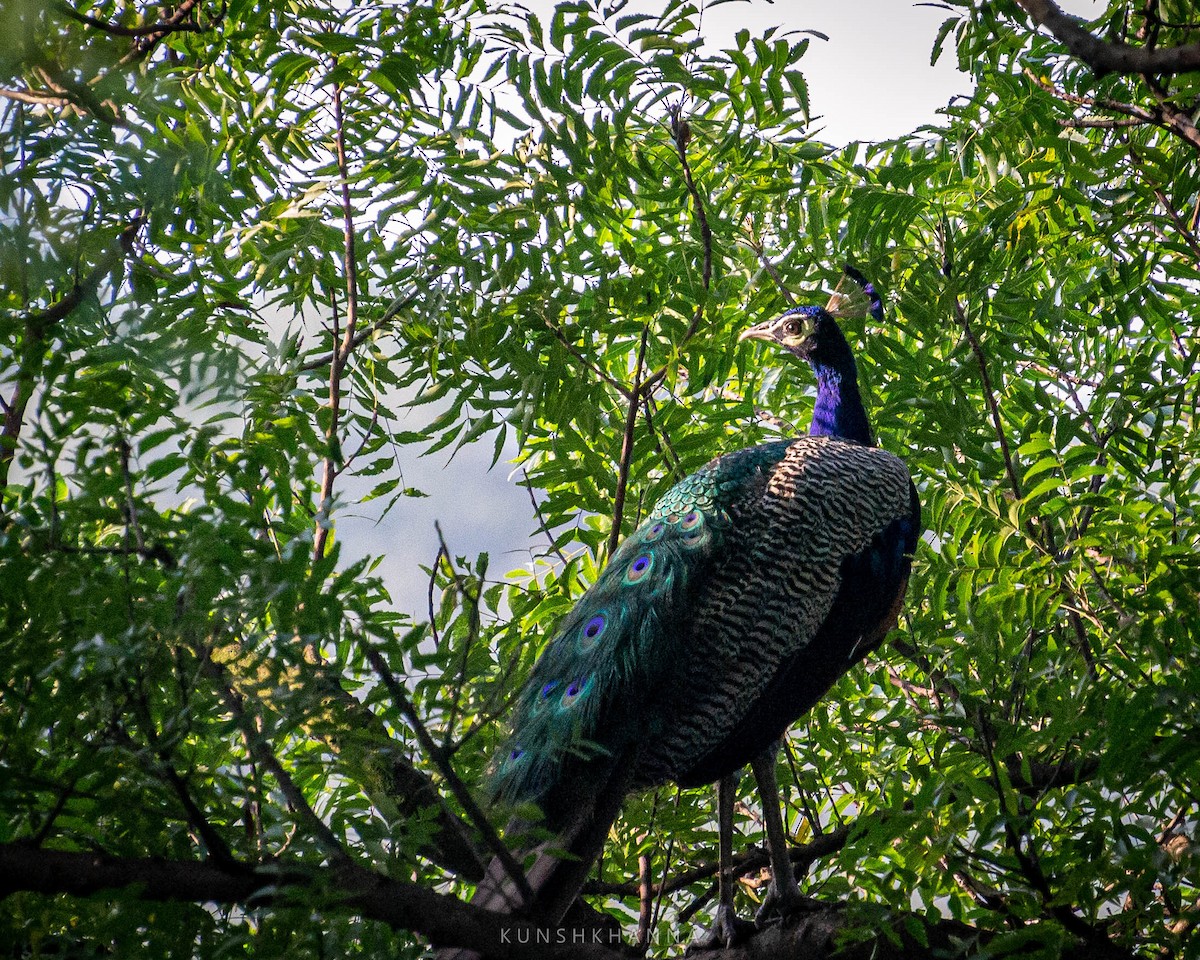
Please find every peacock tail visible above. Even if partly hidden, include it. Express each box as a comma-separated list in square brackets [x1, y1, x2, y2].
[488, 434, 916, 820]
[487, 453, 738, 816]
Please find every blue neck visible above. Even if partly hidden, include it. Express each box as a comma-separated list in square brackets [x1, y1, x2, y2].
[809, 356, 874, 447]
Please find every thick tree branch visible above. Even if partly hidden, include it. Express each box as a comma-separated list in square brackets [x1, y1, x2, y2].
[1014, 0, 1200, 76]
[0, 838, 1144, 960]
[0, 842, 612, 960]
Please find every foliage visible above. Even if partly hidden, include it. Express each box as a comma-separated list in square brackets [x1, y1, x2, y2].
[1, 0, 1198, 958]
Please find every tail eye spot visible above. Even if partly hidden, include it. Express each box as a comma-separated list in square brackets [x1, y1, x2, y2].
[561, 676, 590, 707]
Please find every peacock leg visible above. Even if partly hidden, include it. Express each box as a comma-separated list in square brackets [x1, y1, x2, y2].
[692, 773, 753, 950]
[750, 745, 804, 923]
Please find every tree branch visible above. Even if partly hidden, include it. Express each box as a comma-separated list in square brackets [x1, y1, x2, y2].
[1014, 0, 1200, 76]
[298, 291, 420, 372]
[0, 837, 1147, 960]
[644, 104, 714, 393]
[584, 825, 851, 900]
[542, 314, 631, 399]
[0, 87, 72, 109]
[313, 76, 361, 564]
[2, 218, 144, 492]
[607, 325, 649, 557]
[363, 646, 534, 907]
[201, 653, 355, 867]
[950, 296, 1024, 503]
[55, 0, 205, 39]
[1023, 65, 1200, 152]
[0, 842, 612, 960]
[522, 469, 570, 566]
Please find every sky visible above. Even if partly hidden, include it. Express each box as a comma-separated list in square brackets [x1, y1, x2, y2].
[334, 0, 981, 619]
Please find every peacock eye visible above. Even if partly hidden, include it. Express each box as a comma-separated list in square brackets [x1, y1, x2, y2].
[783, 320, 800, 336]
[584, 615, 606, 639]
[625, 553, 654, 584]
[561, 676, 590, 707]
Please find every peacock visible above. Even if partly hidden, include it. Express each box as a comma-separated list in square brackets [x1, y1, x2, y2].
[447, 267, 920, 954]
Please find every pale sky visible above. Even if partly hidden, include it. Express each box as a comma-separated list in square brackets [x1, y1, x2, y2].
[341, 0, 980, 619]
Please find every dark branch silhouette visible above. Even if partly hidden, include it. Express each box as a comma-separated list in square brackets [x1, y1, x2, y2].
[1015, 0, 1200, 76]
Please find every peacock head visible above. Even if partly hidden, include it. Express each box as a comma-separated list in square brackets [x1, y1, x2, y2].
[738, 305, 834, 362]
[740, 266, 880, 367]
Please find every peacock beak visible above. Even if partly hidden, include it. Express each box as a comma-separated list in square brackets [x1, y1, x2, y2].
[738, 321, 777, 344]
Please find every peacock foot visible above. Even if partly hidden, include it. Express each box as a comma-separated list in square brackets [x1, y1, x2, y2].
[688, 903, 756, 952]
[754, 879, 821, 928]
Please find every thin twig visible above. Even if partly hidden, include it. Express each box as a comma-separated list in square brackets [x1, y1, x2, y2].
[30, 779, 78, 846]
[1153, 187, 1200, 260]
[2, 217, 144, 492]
[202, 654, 353, 866]
[586, 824, 851, 900]
[435, 521, 482, 752]
[975, 708, 1100, 943]
[426, 536, 450, 649]
[446, 643, 527, 757]
[607, 325, 649, 557]
[122, 686, 239, 867]
[543, 315, 631, 398]
[950, 296, 1024, 503]
[1025, 68, 1200, 151]
[522, 469, 570, 565]
[644, 104, 714, 392]
[747, 235, 797, 306]
[55, 0, 204, 38]
[0, 88, 72, 109]
[313, 75, 360, 564]
[299, 292, 419, 372]
[649, 788, 680, 935]
[363, 646, 535, 906]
